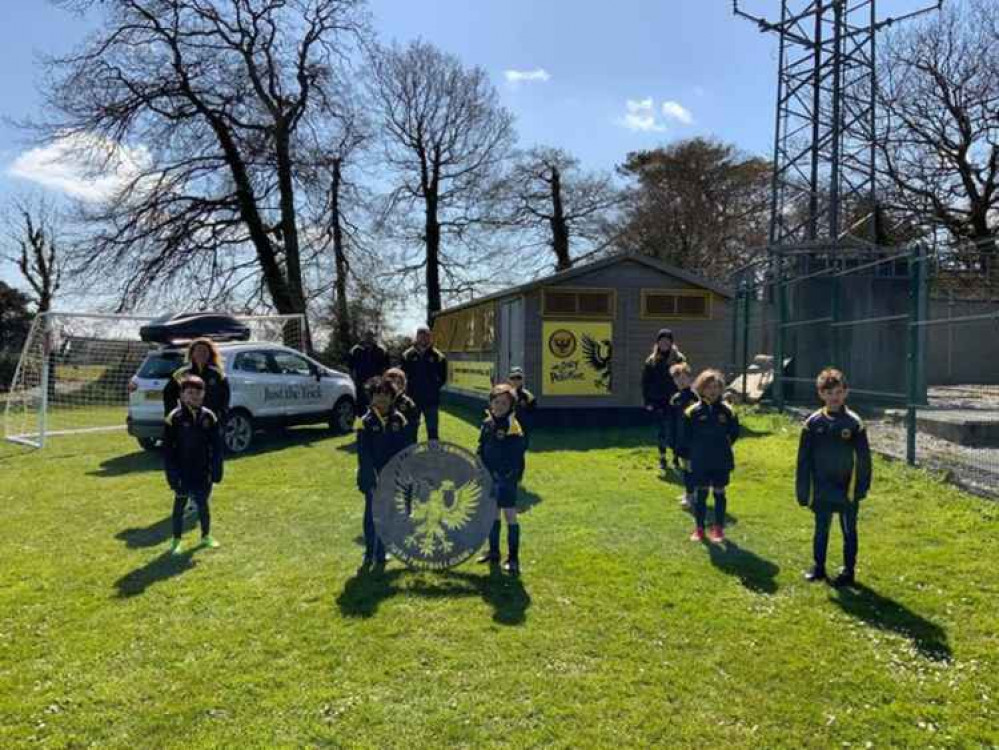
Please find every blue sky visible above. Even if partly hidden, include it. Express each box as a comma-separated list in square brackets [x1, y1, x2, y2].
[0, 1, 873, 315]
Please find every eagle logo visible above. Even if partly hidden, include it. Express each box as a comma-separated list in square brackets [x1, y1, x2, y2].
[373, 442, 495, 570]
[581, 334, 613, 391]
[395, 477, 482, 557]
[549, 329, 577, 358]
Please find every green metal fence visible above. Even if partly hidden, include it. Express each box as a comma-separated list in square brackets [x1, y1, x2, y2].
[730, 242, 999, 499]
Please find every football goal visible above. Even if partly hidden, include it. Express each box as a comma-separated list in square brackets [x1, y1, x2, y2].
[3, 311, 307, 448]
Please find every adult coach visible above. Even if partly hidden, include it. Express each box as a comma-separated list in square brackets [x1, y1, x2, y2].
[163, 338, 231, 421]
[400, 325, 448, 441]
[348, 330, 390, 416]
[641, 328, 686, 471]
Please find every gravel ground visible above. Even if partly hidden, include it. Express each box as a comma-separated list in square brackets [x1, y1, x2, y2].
[786, 394, 999, 500]
[868, 420, 999, 499]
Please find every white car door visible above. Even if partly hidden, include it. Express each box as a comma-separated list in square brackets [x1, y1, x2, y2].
[270, 349, 324, 419]
[231, 349, 284, 420]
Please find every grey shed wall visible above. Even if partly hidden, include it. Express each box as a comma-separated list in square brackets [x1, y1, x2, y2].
[523, 259, 733, 410]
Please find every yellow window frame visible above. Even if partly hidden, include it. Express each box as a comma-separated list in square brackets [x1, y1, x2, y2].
[541, 287, 617, 319]
[639, 289, 713, 320]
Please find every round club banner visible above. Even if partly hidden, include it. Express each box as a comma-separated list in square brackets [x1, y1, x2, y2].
[373, 441, 495, 570]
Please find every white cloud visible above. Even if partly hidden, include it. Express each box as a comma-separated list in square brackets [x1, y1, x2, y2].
[504, 68, 551, 86]
[662, 101, 694, 125]
[617, 98, 667, 133]
[7, 133, 151, 202]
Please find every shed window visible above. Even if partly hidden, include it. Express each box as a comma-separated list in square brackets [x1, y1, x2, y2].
[545, 292, 577, 315]
[542, 288, 615, 318]
[432, 303, 495, 352]
[641, 290, 711, 320]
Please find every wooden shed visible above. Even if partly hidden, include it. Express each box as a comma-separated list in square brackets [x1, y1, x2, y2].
[432, 253, 735, 417]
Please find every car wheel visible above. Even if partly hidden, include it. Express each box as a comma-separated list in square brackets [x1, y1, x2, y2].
[137, 437, 159, 451]
[224, 410, 254, 454]
[330, 397, 355, 434]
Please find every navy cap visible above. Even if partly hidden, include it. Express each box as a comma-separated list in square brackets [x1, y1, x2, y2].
[656, 328, 675, 342]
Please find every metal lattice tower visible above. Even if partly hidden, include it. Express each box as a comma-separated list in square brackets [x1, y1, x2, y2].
[734, 1, 942, 248]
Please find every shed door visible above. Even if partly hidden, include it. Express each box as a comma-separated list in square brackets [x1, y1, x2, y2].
[499, 298, 525, 378]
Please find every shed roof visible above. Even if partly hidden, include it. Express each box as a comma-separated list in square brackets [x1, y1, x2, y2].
[435, 253, 735, 317]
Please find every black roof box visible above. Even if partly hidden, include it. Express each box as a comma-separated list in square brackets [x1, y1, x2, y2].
[139, 313, 251, 345]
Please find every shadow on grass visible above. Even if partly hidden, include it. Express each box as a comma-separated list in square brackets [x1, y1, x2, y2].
[114, 549, 197, 598]
[89, 426, 342, 477]
[831, 584, 952, 662]
[517, 489, 543, 514]
[738, 423, 775, 440]
[0, 448, 35, 463]
[336, 566, 530, 626]
[704, 540, 780, 594]
[89, 449, 162, 477]
[116, 513, 197, 549]
[231, 426, 338, 460]
[443, 404, 771, 455]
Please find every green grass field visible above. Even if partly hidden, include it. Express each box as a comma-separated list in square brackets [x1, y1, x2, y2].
[1, 407, 997, 749]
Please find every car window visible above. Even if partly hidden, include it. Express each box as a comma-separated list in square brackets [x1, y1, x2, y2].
[234, 351, 274, 374]
[137, 351, 184, 379]
[272, 351, 313, 377]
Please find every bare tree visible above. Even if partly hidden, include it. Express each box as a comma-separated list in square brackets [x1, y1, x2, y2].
[371, 40, 516, 322]
[616, 138, 771, 280]
[2, 196, 63, 313]
[33, 0, 369, 343]
[504, 147, 621, 273]
[876, 0, 999, 266]
[298, 106, 374, 358]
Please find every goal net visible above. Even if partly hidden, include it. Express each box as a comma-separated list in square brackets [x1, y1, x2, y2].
[3, 311, 307, 448]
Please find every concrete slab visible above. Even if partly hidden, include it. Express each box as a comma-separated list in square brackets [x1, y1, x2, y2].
[886, 408, 999, 447]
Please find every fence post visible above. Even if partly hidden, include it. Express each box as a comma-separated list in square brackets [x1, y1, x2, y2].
[774, 267, 786, 411]
[917, 250, 929, 405]
[731, 280, 741, 382]
[741, 281, 752, 402]
[905, 246, 924, 465]
[830, 264, 841, 369]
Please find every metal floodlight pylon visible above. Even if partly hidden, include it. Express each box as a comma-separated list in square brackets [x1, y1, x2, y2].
[733, 1, 943, 250]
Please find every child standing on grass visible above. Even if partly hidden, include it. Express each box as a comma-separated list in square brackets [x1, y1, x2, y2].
[384, 367, 420, 448]
[507, 367, 537, 447]
[356, 376, 409, 571]
[476, 384, 527, 575]
[676, 369, 740, 544]
[796, 368, 872, 588]
[669, 362, 699, 510]
[164, 375, 224, 555]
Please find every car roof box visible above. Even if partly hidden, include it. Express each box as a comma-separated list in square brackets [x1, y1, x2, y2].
[139, 313, 251, 345]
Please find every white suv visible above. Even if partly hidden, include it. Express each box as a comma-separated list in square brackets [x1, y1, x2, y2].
[127, 342, 356, 453]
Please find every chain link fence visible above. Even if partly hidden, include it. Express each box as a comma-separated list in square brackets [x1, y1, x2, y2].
[730, 241, 999, 499]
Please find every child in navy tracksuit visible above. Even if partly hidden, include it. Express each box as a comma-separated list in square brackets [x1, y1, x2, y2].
[796, 368, 872, 588]
[507, 367, 537, 448]
[356, 377, 409, 570]
[669, 362, 699, 510]
[476, 384, 527, 575]
[163, 375, 224, 555]
[676, 369, 740, 544]
[384, 367, 420, 448]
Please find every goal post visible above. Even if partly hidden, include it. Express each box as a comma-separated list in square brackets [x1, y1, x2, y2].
[3, 311, 308, 448]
